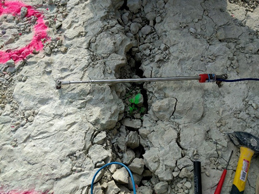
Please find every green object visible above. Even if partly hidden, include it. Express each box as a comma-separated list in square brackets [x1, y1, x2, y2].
[129, 104, 138, 114]
[129, 93, 142, 104]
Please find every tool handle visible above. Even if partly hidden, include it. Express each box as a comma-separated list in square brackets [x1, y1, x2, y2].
[230, 147, 254, 194]
[193, 161, 202, 194]
[214, 169, 227, 194]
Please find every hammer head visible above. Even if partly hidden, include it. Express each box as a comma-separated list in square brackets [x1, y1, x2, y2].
[228, 131, 259, 153]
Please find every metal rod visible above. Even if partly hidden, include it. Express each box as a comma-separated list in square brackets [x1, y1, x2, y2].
[55, 74, 228, 89]
[61, 76, 200, 85]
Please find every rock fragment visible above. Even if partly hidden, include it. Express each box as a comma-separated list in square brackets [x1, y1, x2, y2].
[141, 25, 152, 35]
[27, 116, 34, 122]
[137, 186, 152, 194]
[154, 182, 168, 194]
[179, 168, 192, 178]
[106, 180, 120, 194]
[130, 23, 141, 35]
[129, 158, 144, 175]
[112, 167, 129, 184]
[127, 0, 141, 13]
[88, 145, 111, 166]
[60, 46, 68, 53]
[44, 46, 52, 55]
[93, 131, 106, 144]
[122, 12, 130, 25]
[177, 157, 193, 170]
[122, 149, 135, 164]
[20, 7, 28, 18]
[126, 131, 139, 149]
[184, 181, 192, 189]
[47, 0, 54, 5]
[122, 118, 141, 129]
[6, 59, 15, 67]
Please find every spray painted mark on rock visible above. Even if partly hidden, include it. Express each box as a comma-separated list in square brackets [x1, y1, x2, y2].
[0, 186, 53, 194]
[0, 1, 49, 64]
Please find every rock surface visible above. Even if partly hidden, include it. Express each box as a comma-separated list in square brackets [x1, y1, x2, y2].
[1, 0, 259, 194]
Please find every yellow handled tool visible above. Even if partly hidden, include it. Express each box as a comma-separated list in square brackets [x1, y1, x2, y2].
[228, 132, 259, 194]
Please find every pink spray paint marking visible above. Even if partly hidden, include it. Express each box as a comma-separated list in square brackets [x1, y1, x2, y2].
[0, 190, 51, 194]
[0, 1, 50, 64]
[0, 187, 53, 194]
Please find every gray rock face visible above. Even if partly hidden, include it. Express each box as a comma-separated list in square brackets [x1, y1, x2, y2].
[1, 0, 259, 193]
[0, 0, 131, 193]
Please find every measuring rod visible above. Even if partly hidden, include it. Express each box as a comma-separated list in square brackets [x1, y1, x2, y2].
[56, 74, 228, 89]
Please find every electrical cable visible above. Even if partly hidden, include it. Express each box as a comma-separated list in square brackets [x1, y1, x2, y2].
[216, 78, 259, 82]
[90, 162, 136, 194]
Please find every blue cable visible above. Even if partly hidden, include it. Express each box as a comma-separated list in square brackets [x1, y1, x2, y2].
[216, 78, 259, 82]
[90, 162, 136, 194]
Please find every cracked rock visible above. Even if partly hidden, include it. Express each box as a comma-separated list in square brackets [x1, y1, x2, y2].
[150, 98, 177, 121]
[216, 24, 244, 40]
[88, 145, 111, 166]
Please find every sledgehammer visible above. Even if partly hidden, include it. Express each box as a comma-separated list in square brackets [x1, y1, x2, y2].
[228, 131, 259, 194]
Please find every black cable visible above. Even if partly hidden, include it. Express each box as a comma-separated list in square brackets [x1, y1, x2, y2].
[216, 78, 259, 82]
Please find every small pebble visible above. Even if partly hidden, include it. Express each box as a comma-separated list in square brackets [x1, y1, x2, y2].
[60, 46, 68, 53]
[20, 120, 26, 126]
[20, 7, 28, 18]
[184, 182, 191, 189]
[189, 27, 196, 34]
[44, 46, 52, 55]
[27, 116, 34, 122]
